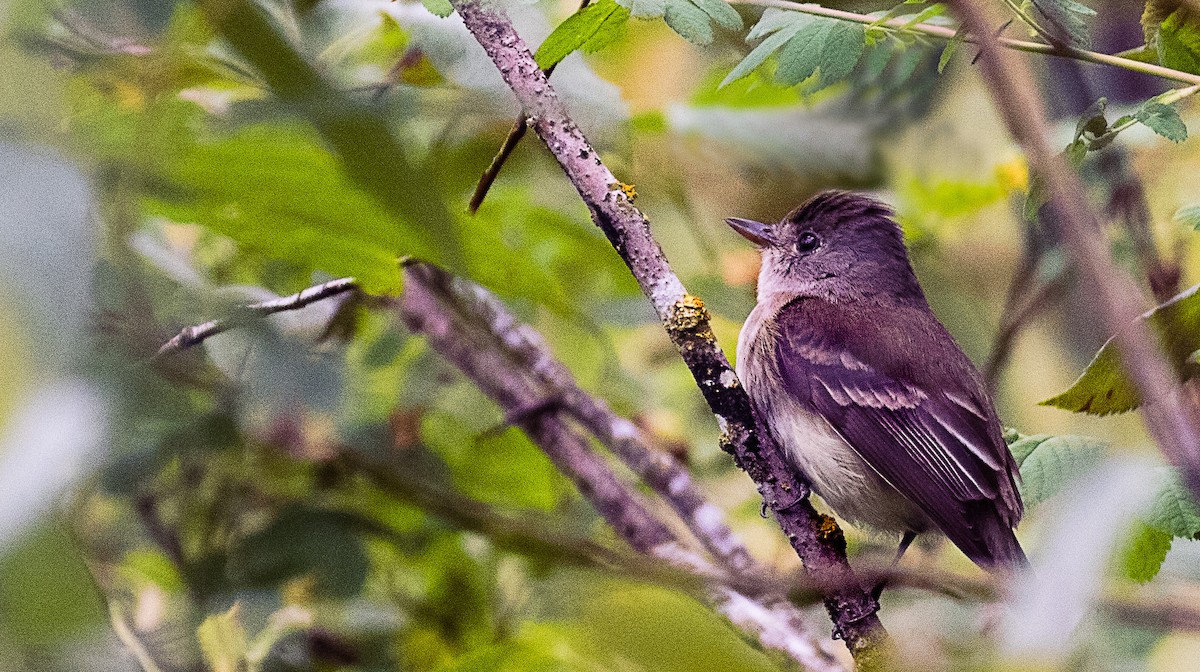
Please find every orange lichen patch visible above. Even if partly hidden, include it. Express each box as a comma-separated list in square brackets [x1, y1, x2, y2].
[816, 513, 846, 549]
[609, 181, 637, 201]
[670, 294, 711, 334]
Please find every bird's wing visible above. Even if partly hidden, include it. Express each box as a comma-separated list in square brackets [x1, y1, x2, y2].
[774, 298, 1023, 563]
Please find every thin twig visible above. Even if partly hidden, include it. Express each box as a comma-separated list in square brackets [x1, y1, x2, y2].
[946, 0, 1200, 499]
[153, 277, 358, 359]
[726, 0, 1200, 86]
[448, 0, 888, 659]
[467, 0, 589, 214]
[400, 262, 844, 672]
[469, 117, 529, 213]
[984, 251, 1069, 390]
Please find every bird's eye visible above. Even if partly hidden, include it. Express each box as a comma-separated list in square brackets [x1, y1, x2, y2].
[794, 231, 820, 254]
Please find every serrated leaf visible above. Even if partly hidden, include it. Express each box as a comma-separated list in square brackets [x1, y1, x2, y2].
[1029, 0, 1094, 46]
[1119, 523, 1172, 582]
[1158, 9, 1200, 76]
[818, 22, 866, 86]
[1144, 468, 1200, 538]
[534, 0, 631, 70]
[421, 0, 454, 18]
[938, 29, 966, 73]
[721, 13, 810, 87]
[1042, 284, 1200, 414]
[691, 0, 744, 30]
[1174, 204, 1200, 230]
[747, 8, 809, 40]
[1135, 100, 1189, 142]
[774, 16, 868, 89]
[664, 0, 716, 44]
[775, 19, 833, 86]
[198, 605, 249, 672]
[630, 0, 667, 19]
[1009, 433, 1107, 508]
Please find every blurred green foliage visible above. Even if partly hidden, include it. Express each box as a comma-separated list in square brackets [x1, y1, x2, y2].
[2, 0, 1200, 671]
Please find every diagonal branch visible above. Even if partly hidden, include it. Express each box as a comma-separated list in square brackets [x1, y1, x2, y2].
[447, 0, 888, 661]
[946, 0, 1200, 500]
[467, 0, 591, 214]
[399, 262, 845, 672]
[443, 269, 757, 573]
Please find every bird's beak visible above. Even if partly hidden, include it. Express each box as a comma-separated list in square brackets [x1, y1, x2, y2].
[724, 218, 778, 246]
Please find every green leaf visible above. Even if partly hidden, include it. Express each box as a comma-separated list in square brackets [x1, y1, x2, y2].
[1158, 9, 1200, 76]
[197, 0, 464, 278]
[770, 16, 867, 89]
[1134, 100, 1189, 142]
[664, 0, 717, 44]
[198, 605, 249, 672]
[1041, 284, 1200, 414]
[1075, 97, 1108, 140]
[817, 22, 866, 86]
[228, 507, 370, 598]
[1119, 523, 1172, 583]
[421, 0, 454, 19]
[644, 0, 741, 44]
[534, 0, 631, 70]
[1029, 0, 1095, 46]
[1009, 433, 1107, 508]
[888, 42, 926, 87]
[721, 11, 812, 87]
[146, 125, 418, 294]
[775, 19, 833, 86]
[938, 29, 966, 73]
[1144, 468, 1200, 538]
[691, 0, 744, 31]
[1173, 204, 1200, 230]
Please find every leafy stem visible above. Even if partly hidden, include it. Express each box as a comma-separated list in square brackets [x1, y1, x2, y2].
[725, 0, 1200, 85]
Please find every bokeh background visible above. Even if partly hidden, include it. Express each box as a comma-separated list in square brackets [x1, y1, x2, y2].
[2, 0, 1200, 669]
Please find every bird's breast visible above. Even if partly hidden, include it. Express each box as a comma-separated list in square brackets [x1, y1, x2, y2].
[736, 301, 928, 534]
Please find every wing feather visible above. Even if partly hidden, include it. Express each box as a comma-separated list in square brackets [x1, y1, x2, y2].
[774, 298, 1023, 563]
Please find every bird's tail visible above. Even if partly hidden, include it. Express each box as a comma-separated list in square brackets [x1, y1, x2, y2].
[973, 516, 1028, 570]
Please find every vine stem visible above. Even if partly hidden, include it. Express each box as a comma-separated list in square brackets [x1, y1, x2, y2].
[945, 0, 1200, 501]
[448, 0, 890, 662]
[726, 0, 1200, 86]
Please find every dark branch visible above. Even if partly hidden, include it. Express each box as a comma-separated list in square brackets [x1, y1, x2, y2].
[447, 0, 888, 659]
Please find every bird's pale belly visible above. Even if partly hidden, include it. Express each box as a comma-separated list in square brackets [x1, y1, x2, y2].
[736, 300, 928, 534]
[764, 395, 929, 534]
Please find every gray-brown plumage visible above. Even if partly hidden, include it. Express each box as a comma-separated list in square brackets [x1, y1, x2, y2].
[729, 191, 1026, 569]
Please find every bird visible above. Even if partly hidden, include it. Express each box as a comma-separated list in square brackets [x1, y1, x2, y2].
[727, 191, 1026, 571]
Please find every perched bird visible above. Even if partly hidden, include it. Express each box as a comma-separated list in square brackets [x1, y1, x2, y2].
[728, 191, 1026, 570]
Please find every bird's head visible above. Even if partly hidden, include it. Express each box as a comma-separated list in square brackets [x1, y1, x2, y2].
[726, 191, 923, 303]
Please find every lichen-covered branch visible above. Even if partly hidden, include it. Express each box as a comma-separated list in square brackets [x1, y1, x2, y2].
[448, 0, 887, 660]
[947, 0, 1200, 500]
[399, 263, 844, 672]
[446, 273, 755, 573]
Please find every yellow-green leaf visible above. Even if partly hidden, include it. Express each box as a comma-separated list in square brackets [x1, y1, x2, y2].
[1041, 284, 1200, 414]
[534, 0, 631, 70]
[198, 604, 249, 672]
